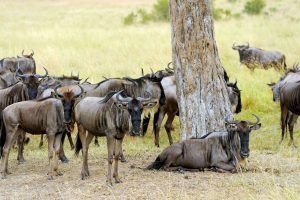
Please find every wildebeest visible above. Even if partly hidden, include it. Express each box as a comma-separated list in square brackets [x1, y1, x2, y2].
[0, 97, 65, 179]
[74, 91, 158, 185]
[0, 50, 36, 89]
[147, 115, 261, 172]
[147, 75, 242, 147]
[267, 64, 300, 145]
[54, 84, 84, 162]
[232, 43, 286, 71]
[0, 68, 48, 162]
[279, 80, 300, 147]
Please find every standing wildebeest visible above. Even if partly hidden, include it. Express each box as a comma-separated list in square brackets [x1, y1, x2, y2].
[0, 97, 65, 179]
[0, 50, 36, 89]
[232, 43, 286, 71]
[54, 84, 84, 162]
[0, 67, 48, 162]
[147, 115, 261, 172]
[150, 75, 242, 147]
[85, 75, 165, 157]
[268, 64, 300, 145]
[279, 80, 300, 147]
[74, 91, 158, 185]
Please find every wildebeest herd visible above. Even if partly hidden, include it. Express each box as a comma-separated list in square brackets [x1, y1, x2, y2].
[0, 44, 295, 185]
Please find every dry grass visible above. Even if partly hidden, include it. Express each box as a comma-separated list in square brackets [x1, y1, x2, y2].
[0, 0, 300, 199]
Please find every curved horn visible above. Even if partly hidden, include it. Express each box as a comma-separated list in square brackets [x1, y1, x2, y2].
[232, 43, 237, 48]
[74, 85, 84, 98]
[141, 68, 144, 76]
[167, 62, 173, 70]
[22, 50, 25, 56]
[30, 50, 34, 57]
[234, 79, 237, 86]
[16, 62, 27, 78]
[116, 90, 132, 102]
[225, 114, 239, 124]
[247, 114, 260, 125]
[136, 91, 152, 102]
[150, 68, 154, 78]
[54, 84, 63, 98]
[34, 67, 48, 78]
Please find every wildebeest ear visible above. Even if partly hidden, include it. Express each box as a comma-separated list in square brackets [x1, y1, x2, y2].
[267, 82, 275, 87]
[115, 102, 128, 109]
[143, 101, 158, 108]
[250, 123, 261, 131]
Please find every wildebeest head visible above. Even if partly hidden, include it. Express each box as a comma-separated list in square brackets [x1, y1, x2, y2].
[267, 82, 279, 101]
[225, 114, 261, 158]
[114, 91, 158, 136]
[16, 67, 48, 100]
[232, 42, 250, 51]
[55, 84, 84, 124]
[227, 80, 242, 113]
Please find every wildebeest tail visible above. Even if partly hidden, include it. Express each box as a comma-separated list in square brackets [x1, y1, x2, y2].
[74, 132, 82, 156]
[0, 113, 6, 158]
[147, 155, 166, 170]
[153, 109, 160, 136]
[283, 56, 287, 70]
[142, 113, 151, 136]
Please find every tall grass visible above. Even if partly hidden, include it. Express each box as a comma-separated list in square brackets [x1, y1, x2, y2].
[0, 0, 300, 198]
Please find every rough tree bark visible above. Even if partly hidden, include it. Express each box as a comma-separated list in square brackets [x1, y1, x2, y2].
[169, 0, 232, 139]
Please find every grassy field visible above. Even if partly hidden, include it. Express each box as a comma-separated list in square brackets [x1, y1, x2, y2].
[0, 0, 300, 199]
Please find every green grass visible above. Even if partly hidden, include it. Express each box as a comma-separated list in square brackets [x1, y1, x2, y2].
[0, 0, 300, 199]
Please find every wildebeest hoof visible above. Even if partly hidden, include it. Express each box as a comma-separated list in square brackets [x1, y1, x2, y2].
[18, 158, 26, 164]
[115, 178, 122, 183]
[59, 156, 69, 163]
[47, 176, 54, 180]
[178, 168, 185, 174]
[106, 180, 113, 186]
[120, 157, 127, 163]
[81, 170, 90, 180]
[39, 143, 43, 148]
[56, 171, 64, 176]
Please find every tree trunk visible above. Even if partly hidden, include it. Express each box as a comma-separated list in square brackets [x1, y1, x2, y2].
[169, 0, 232, 139]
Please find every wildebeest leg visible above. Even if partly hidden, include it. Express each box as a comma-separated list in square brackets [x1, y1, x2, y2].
[113, 138, 123, 183]
[288, 114, 298, 147]
[47, 134, 55, 180]
[119, 146, 127, 163]
[59, 131, 69, 163]
[164, 112, 176, 145]
[280, 106, 289, 144]
[154, 108, 166, 147]
[53, 133, 63, 177]
[94, 136, 99, 146]
[78, 125, 89, 180]
[39, 134, 44, 148]
[106, 136, 115, 186]
[1, 125, 19, 179]
[213, 162, 236, 173]
[81, 132, 94, 179]
[17, 131, 26, 164]
[67, 131, 74, 149]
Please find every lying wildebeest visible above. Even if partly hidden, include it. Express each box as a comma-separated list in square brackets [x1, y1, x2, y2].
[147, 115, 261, 172]
[145, 75, 242, 147]
[232, 43, 286, 71]
[279, 80, 300, 147]
[0, 97, 65, 179]
[268, 64, 300, 145]
[74, 91, 158, 185]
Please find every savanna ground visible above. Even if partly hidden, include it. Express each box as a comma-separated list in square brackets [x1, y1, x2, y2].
[0, 0, 300, 199]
